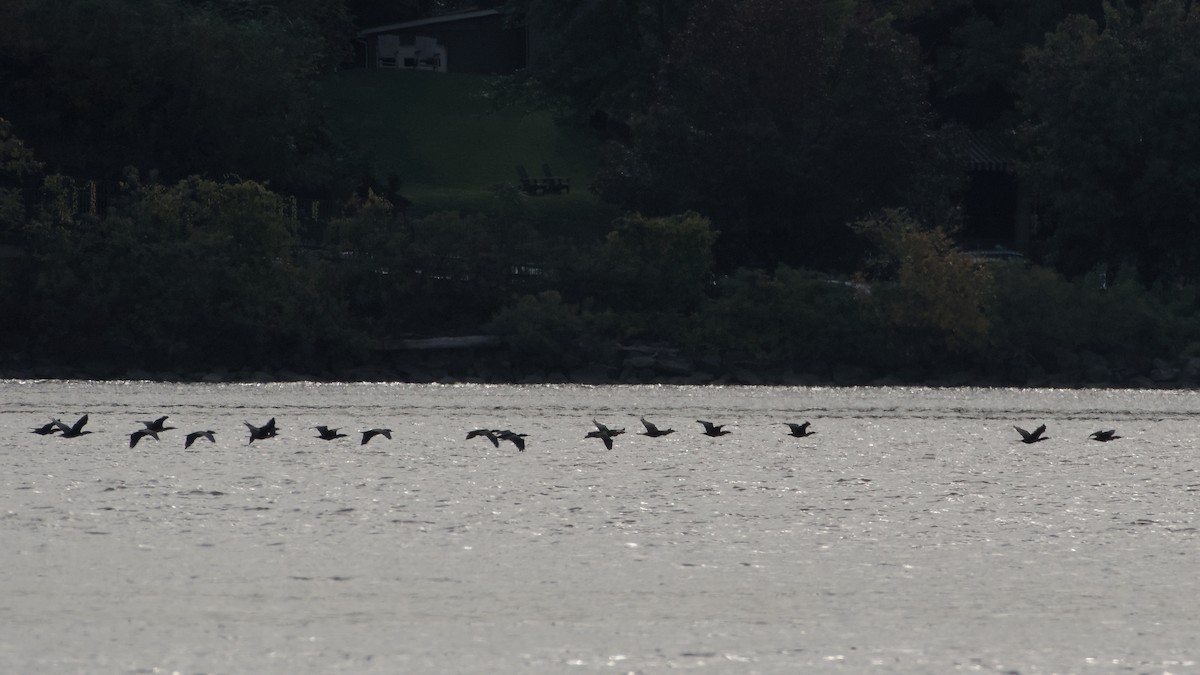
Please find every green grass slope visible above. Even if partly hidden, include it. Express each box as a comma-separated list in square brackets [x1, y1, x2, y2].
[320, 69, 614, 224]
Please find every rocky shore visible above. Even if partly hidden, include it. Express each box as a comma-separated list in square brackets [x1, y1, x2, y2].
[4, 340, 1200, 390]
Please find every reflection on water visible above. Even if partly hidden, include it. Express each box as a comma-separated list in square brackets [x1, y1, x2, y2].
[1, 381, 1197, 674]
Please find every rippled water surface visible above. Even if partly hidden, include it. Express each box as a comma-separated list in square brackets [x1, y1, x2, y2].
[1, 381, 1197, 674]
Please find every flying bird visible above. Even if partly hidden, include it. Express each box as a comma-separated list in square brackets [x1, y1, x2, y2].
[638, 417, 675, 437]
[466, 428, 501, 447]
[1088, 429, 1121, 442]
[185, 430, 216, 448]
[586, 419, 625, 450]
[130, 428, 159, 448]
[245, 418, 279, 444]
[785, 422, 815, 438]
[361, 428, 392, 445]
[496, 429, 528, 451]
[315, 426, 348, 441]
[697, 420, 731, 437]
[31, 421, 60, 435]
[1014, 424, 1049, 444]
[140, 416, 176, 433]
[55, 415, 92, 438]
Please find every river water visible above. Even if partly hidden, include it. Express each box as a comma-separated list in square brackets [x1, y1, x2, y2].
[0, 380, 1197, 674]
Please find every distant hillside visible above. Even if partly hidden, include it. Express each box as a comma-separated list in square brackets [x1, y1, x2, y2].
[320, 69, 611, 222]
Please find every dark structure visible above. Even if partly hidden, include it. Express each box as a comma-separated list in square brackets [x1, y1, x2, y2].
[956, 130, 1034, 253]
[359, 10, 526, 75]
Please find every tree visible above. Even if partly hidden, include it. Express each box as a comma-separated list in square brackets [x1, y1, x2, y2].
[0, 0, 351, 195]
[1019, 0, 1200, 281]
[898, 0, 1104, 127]
[601, 211, 717, 313]
[501, 0, 692, 128]
[593, 0, 950, 273]
[852, 208, 992, 353]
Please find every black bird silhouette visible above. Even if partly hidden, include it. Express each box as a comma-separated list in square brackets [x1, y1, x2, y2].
[361, 428, 392, 445]
[697, 420, 731, 437]
[245, 418, 278, 444]
[31, 421, 60, 435]
[55, 415, 92, 438]
[586, 419, 625, 450]
[1014, 424, 1049, 444]
[140, 416, 176, 433]
[785, 422, 816, 438]
[496, 429, 528, 451]
[130, 428, 159, 448]
[315, 426, 348, 441]
[185, 430, 216, 448]
[466, 428, 501, 447]
[639, 417, 675, 437]
[1089, 429, 1121, 442]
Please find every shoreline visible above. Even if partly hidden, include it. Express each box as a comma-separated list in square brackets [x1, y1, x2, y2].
[2, 357, 1197, 390]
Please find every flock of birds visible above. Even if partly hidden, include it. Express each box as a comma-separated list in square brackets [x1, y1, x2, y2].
[29, 415, 393, 448]
[30, 415, 1122, 451]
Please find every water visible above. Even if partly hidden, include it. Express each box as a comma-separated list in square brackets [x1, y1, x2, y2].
[1, 380, 1197, 674]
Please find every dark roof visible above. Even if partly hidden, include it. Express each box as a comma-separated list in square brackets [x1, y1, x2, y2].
[959, 131, 1016, 173]
[359, 9, 502, 37]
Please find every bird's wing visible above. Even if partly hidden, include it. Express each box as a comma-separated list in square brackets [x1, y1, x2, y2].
[602, 436, 613, 450]
[1014, 425, 1031, 440]
[72, 415, 89, 433]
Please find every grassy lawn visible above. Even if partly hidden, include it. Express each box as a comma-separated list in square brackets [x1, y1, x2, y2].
[319, 69, 618, 233]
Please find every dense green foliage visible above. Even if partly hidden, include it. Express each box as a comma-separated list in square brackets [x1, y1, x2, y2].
[3, 0, 1200, 383]
[0, 0, 352, 195]
[1019, 0, 1200, 282]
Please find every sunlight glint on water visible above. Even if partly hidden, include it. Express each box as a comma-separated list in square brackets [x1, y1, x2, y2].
[1, 380, 1197, 673]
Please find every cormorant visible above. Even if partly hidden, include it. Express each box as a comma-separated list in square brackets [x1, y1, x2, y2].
[1089, 429, 1121, 442]
[697, 420, 731, 437]
[245, 418, 278, 444]
[31, 421, 60, 435]
[130, 428, 159, 448]
[315, 426, 347, 441]
[496, 429, 527, 451]
[785, 422, 815, 437]
[1014, 424, 1049, 444]
[639, 417, 675, 437]
[55, 415, 92, 438]
[586, 420, 624, 450]
[467, 429, 501, 447]
[361, 428, 392, 445]
[140, 416, 176, 433]
[185, 430, 216, 448]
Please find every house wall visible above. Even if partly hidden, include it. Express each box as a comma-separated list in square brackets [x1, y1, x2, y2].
[365, 14, 526, 75]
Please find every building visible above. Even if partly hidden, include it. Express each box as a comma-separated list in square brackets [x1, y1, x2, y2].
[957, 130, 1033, 253]
[358, 9, 526, 75]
